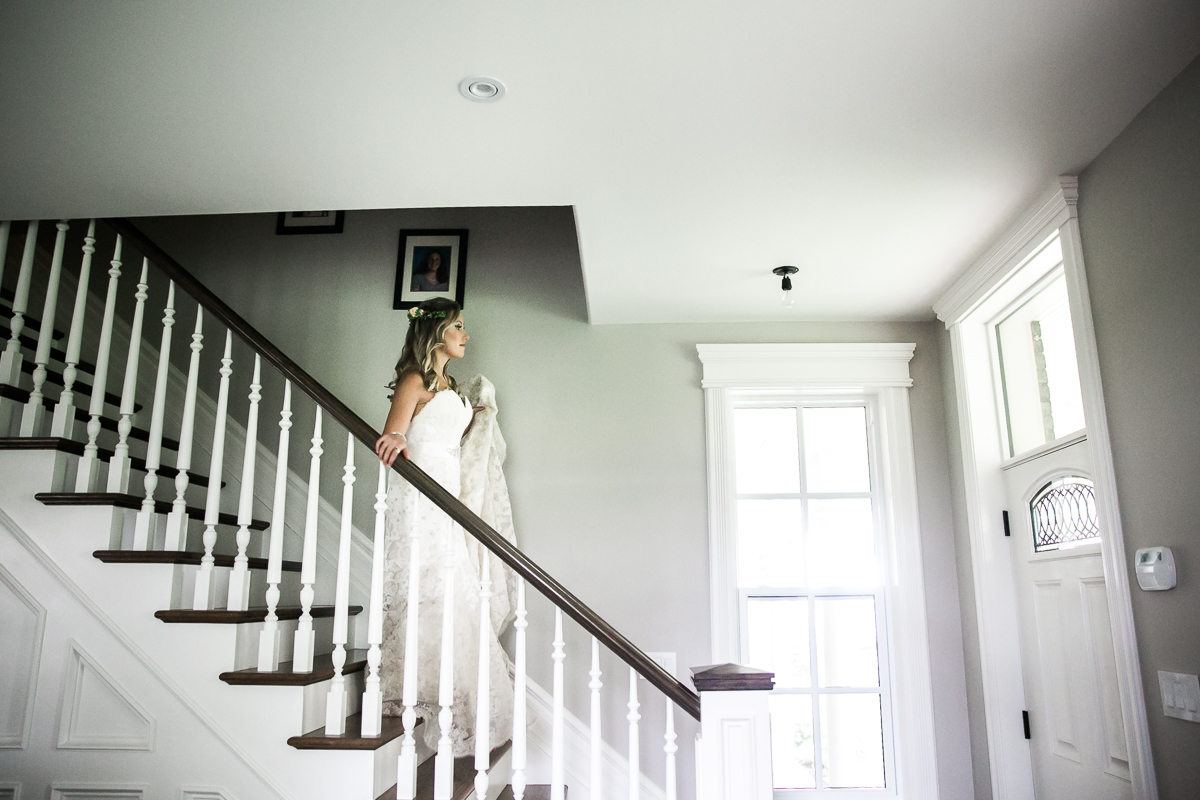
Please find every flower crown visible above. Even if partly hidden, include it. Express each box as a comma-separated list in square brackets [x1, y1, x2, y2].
[407, 307, 448, 322]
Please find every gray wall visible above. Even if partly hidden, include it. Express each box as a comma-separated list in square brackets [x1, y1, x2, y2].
[1077, 54, 1200, 800]
[136, 206, 976, 798]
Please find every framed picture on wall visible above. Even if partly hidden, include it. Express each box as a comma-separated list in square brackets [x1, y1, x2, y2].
[276, 211, 345, 235]
[393, 229, 469, 310]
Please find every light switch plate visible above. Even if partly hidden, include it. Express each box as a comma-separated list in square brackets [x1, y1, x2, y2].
[1158, 671, 1200, 722]
[644, 652, 677, 679]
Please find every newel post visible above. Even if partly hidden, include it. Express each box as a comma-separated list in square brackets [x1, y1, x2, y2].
[692, 664, 775, 800]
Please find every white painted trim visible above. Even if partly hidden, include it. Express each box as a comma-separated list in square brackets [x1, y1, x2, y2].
[697, 343, 915, 389]
[0, 561, 46, 749]
[0, 508, 294, 800]
[877, 386, 941, 799]
[525, 677, 666, 800]
[999, 430, 1087, 472]
[702, 386, 738, 665]
[180, 788, 238, 800]
[0, 781, 20, 800]
[933, 182, 1073, 327]
[933, 176, 1155, 800]
[696, 342, 939, 800]
[1059, 208, 1156, 800]
[946, 322, 1034, 800]
[49, 784, 146, 800]
[56, 638, 156, 750]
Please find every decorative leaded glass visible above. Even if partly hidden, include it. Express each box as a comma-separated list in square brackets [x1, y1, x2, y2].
[1029, 476, 1100, 552]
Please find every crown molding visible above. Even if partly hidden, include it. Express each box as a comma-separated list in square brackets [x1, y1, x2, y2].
[933, 176, 1078, 327]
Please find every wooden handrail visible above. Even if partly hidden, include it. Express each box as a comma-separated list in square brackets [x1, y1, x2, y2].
[103, 218, 702, 721]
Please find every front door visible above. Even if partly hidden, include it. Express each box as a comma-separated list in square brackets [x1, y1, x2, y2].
[1002, 437, 1131, 800]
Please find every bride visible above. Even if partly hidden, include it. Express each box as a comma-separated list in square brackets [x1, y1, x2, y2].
[374, 297, 516, 757]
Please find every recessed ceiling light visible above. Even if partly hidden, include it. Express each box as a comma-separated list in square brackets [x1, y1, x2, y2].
[459, 76, 506, 103]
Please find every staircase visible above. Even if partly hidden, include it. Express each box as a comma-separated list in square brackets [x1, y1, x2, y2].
[0, 218, 724, 800]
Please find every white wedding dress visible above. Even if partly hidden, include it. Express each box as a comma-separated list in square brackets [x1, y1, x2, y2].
[380, 376, 517, 758]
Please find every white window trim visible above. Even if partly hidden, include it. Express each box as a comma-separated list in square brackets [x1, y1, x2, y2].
[698, 342, 939, 800]
[933, 176, 1156, 800]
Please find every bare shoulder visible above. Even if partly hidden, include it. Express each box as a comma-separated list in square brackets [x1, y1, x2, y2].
[395, 371, 433, 403]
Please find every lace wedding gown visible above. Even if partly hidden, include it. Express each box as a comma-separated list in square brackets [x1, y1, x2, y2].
[380, 376, 517, 758]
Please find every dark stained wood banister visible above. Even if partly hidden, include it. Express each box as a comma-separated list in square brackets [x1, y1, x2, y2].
[104, 217, 703, 721]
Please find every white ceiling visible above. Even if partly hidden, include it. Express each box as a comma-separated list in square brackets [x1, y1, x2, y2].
[1, 2, 1198, 323]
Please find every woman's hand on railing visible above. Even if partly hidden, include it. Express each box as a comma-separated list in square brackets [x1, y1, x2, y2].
[375, 432, 408, 466]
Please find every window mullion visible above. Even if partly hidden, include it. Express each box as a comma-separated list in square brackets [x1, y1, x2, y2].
[809, 580, 822, 790]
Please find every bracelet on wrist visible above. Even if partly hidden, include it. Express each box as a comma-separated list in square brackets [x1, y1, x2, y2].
[388, 431, 406, 439]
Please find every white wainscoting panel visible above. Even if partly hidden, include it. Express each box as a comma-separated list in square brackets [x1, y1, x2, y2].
[0, 563, 46, 749]
[57, 640, 155, 750]
[180, 788, 237, 800]
[49, 785, 145, 800]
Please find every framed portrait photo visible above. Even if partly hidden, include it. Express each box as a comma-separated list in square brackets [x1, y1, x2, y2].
[276, 210, 345, 235]
[393, 229, 469, 310]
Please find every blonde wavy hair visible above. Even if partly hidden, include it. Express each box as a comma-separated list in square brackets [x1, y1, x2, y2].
[387, 298, 463, 397]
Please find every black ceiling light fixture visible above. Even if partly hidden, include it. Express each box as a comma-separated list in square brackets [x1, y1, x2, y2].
[773, 265, 799, 308]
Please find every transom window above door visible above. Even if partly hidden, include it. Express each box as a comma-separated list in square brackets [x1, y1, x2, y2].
[733, 402, 895, 796]
[993, 235, 1087, 457]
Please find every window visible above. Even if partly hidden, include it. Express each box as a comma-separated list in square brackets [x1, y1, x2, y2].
[698, 342, 937, 800]
[1030, 475, 1100, 552]
[993, 236, 1086, 457]
[734, 402, 894, 795]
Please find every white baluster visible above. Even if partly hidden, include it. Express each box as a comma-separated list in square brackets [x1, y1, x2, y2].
[551, 609, 565, 800]
[75, 235, 122, 491]
[133, 281, 175, 550]
[164, 306, 203, 550]
[474, 551, 493, 800]
[227, 354, 262, 611]
[0, 221, 37, 395]
[510, 578, 528, 800]
[192, 330, 232, 610]
[292, 405, 323, 673]
[360, 460, 387, 734]
[324, 433, 356, 735]
[396, 483, 424, 800]
[50, 220, 96, 438]
[0, 219, 8, 393]
[106, 258, 150, 493]
[433, 516, 459, 800]
[590, 637, 603, 800]
[321, 434, 352, 734]
[628, 667, 641, 800]
[257, 379, 291, 671]
[20, 220, 68, 436]
[664, 697, 678, 800]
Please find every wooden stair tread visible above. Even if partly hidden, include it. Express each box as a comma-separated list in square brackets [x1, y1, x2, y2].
[0, 383, 177, 449]
[155, 604, 362, 624]
[377, 740, 513, 800]
[220, 649, 368, 686]
[36, 492, 267, 529]
[495, 787, 557, 800]
[288, 712, 411, 750]
[1, 437, 217, 487]
[94, 549, 302, 573]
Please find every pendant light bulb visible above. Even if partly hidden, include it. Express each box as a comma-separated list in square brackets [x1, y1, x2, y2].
[773, 265, 799, 309]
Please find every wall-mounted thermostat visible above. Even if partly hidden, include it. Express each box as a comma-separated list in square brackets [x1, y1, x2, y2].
[1135, 546, 1176, 591]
